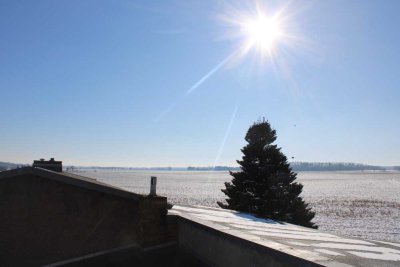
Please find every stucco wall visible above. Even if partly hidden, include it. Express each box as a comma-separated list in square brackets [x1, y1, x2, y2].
[0, 172, 168, 266]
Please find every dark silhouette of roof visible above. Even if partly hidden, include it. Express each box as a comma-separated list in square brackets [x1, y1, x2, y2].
[0, 167, 144, 201]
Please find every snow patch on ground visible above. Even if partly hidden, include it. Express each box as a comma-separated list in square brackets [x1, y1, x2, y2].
[230, 224, 337, 237]
[312, 243, 400, 254]
[376, 240, 400, 248]
[249, 230, 375, 245]
[314, 249, 345, 256]
[347, 251, 400, 261]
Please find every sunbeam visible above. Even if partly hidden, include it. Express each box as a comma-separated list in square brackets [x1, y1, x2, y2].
[155, 51, 237, 122]
[186, 51, 237, 95]
[213, 103, 238, 168]
[154, 97, 182, 123]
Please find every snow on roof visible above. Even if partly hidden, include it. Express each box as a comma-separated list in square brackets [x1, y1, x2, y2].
[170, 205, 400, 266]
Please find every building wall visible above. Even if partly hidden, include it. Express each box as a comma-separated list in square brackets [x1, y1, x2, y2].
[0, 173, 168, 266]
[176, 217, 321, 267]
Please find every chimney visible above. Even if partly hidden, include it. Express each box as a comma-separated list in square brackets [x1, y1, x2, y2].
[33, 158, 63, 172]
[150, 176, 157, 196]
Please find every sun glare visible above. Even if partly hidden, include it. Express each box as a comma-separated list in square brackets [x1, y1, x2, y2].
[242, 15, 283, 53]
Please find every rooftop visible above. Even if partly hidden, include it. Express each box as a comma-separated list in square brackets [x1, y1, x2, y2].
[0, 167, 146, 201]
[170, 205, 400, 267]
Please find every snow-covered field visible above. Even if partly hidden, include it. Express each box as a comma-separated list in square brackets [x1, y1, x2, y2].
[79, 170, 400, 242]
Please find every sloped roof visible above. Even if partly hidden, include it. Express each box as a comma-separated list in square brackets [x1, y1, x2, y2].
[0, 167, 145, 201]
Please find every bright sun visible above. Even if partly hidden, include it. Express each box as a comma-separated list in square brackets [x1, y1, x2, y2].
[243, 15, 283, 53]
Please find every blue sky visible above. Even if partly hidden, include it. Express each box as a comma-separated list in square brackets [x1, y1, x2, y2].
[1, 0, 399, 166]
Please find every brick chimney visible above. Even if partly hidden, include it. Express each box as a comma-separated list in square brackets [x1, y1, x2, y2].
[32, 158, 62, 172]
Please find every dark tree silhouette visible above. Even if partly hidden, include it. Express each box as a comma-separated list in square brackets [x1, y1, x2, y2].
[218, 120, 317, 228]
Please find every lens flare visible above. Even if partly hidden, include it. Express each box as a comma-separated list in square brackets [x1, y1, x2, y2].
[243, 15, 283, 54]
[216, 0, 301, 64]
[155, 1, 307, 122]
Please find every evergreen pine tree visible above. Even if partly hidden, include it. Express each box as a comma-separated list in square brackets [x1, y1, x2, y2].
[218, 120, 317, 228]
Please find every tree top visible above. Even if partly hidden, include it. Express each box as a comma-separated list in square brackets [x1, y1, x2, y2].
[245, 120, 277, 145]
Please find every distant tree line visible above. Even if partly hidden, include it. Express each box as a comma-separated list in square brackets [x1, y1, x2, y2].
[1, 161, 399, 172]
[290, 162, 386, 172]
[187, 163, 397, 172]
[187, 166, 240, 171]
[0, 162, 28, 171]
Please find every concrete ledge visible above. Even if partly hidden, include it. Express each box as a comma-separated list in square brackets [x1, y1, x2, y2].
[43, 244, 141, 267]
[44, 242, 179, 267]
[177, 214, 327, 267]
[44, 241, 211, 267]
[171, 205, 400, 267]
